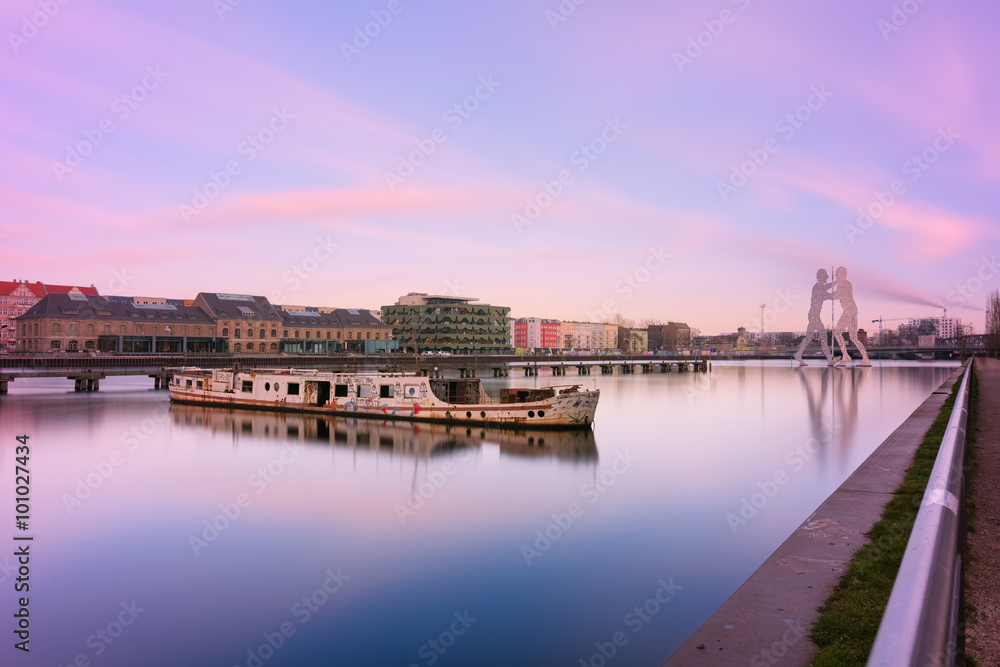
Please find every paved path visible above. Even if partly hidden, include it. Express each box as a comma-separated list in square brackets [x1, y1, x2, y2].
[966, 357, 1000, 664]
[663, 367, 962, 667]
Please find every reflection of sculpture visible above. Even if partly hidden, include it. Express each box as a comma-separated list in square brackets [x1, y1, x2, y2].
[794, 269, 834, 366]
[832, 266, 871, 366]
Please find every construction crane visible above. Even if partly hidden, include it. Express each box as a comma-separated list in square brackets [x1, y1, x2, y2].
[871, 316, 909, 344]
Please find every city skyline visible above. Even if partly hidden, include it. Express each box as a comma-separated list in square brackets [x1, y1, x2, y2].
[3, 1, 998, 335]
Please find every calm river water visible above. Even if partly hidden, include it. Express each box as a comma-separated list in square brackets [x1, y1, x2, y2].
[0, 360, 957, 666]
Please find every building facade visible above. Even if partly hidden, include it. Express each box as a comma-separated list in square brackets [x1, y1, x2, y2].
[905, 316, 962, 339]
[16, 293, 220, 353]
[1, 281, 99, 351]
[277, 306, 392, 353]
[382, 293, 510, 354]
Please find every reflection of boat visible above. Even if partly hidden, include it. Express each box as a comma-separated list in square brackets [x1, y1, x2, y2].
[168, 369, 599, 428]
[170, 403, 599, 461]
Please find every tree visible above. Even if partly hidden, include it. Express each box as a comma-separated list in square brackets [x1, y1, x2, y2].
[987, 289, 1000, 358]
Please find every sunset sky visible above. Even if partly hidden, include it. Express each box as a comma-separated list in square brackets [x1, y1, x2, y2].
[2, 0, 997, 334]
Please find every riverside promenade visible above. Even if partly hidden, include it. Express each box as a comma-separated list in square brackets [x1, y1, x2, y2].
[967, 357, 1000, 664]
[664, 365, 965, 666]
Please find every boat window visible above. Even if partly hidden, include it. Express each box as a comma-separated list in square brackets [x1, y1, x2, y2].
[358, 385, 371, 398]
[334, 384, 349, 397]
[379, 385, 393, 398]
[196, 381, 203, 389]
[274, 383, 280, 391]
[186, 379, 193, 387]
[403, 384, 420, 398]
[287, 383, 300, 395]
[265, 382, 270, 391]
[241, 381, 253, 392]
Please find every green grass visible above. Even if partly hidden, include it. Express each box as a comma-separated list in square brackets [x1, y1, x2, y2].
[808, 363, 968, 667]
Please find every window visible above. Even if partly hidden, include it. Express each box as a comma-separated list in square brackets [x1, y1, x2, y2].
[337, 331, 341, 339]
[86, 323, 94, 335]
[136, 325, 143, 335]
[209, 328, 215, 336]
[295, 330, 300, 338]
[375, 333, 380, 340]
[379, 385, 394, 398]
[357, 385, 371, 398]
[347, 331, 352, 339]
[222, 328, 228, 337]
[287, 383, 300, 395]
[234, 343, 241, 352]
[52, 323, 61, 334]
[51, 340, 60, 349]
[234, 329, 241, 339]
[152, 326, 157, 335]
[67, 340, 78, 350]
[247, 343, 254, 351]
[366, 331, 370, 340]
[241, 380, 253, 392]
[195, 327, 201, 335]
[103, 325, 111, 334]
[259, 329, 265, 339]
[85, 340, 95, 349]
[271, 329, 277, 338]
[119, 325, 126, 335]
[270, 343, 277, 352]
[186, 379, 193, 387]
[334, 384, 349, 397]
[326, 331, 331, 339]
[305, 331, 310, 339]
[283, 330, 288, 337]
[316, 331, 321, 339]
[357, 331, 362, 340]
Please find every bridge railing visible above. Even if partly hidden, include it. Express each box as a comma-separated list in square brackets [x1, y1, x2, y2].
[867, 358, 973, 667]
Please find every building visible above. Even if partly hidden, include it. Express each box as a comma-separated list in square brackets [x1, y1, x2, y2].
[905, 316, 962, 339]
[510, 317, 560, 350]
[381, 293, 510, 354]
[192, 292, 284, 354]
[0, 280, 99, 351]
[647, 322, 692, 351]
[277, 306, 392, 353]
[16, 293, 220, 353]
[617, 327, 648, 353]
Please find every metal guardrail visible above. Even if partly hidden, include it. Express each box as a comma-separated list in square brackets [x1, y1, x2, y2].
[868, 358, 973, 667]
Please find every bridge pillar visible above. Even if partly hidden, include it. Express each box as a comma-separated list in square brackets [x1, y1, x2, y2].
[87, 378, 99, 392]
[0, 380, 7, 393]
[74, 378, 85, 392]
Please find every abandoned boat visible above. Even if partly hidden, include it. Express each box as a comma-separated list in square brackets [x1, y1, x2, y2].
[167, 368, 599, 428]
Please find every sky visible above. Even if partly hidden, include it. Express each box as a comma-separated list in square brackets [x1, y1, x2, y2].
[1, 0, 998, 335]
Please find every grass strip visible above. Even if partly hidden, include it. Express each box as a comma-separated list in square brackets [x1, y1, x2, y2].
[808, 364, 968, 667]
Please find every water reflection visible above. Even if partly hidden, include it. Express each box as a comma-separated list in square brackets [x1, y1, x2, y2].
[169, 403, 599, 462]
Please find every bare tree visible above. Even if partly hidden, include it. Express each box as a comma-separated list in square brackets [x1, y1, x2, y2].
[641, 317, 664, 327]
[613, 313, 635, 328]
[987, 289, 1000, 358]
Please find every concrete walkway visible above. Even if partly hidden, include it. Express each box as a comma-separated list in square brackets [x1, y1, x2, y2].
[966, 357, 1000, 664]
[663, 367, 963, 667]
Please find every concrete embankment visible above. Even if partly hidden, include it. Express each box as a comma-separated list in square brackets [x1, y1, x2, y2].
[663, 366, 964, 667]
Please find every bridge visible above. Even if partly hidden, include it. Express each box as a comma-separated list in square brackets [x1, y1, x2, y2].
[0, 339, 981, 393]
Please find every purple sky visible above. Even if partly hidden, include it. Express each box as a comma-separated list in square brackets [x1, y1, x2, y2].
[2, 0, 997, 334]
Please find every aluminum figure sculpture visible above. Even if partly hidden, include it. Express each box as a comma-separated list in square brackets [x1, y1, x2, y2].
[794, 269, 835, 366]
[831, 266, 871, 366]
